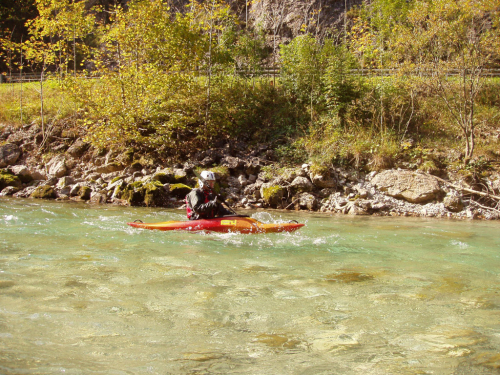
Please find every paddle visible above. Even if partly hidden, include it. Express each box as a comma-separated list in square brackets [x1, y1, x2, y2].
[193, 170, 239, 216]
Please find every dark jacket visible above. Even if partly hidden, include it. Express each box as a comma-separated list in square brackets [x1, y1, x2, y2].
[186, 188, 231, 220]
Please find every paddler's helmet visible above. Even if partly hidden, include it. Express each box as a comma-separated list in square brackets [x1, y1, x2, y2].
[200, 170, 216, 188]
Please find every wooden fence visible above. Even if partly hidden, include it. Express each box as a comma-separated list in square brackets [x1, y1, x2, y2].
[2, 68, 500, 83]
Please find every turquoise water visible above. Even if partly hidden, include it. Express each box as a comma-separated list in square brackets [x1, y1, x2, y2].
[0, 197, 499, 374]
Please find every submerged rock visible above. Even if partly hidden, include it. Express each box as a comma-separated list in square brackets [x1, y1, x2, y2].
[324, 270, 374, 283]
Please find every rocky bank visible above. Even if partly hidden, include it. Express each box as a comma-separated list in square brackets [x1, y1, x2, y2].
[1, 123, 500, 220]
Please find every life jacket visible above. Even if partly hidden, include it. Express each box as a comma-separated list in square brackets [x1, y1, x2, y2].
[186, 189, 213, 220]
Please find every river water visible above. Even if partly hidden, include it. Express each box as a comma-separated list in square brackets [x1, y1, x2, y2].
[0, 198, 499, 374]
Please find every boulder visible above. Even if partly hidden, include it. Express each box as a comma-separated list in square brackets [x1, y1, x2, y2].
[169, 183, 192, 199]
[311, 173, 336, 189]
[0, 143, 21, 167]
[9, 165, 32, 183]
[143, 181, 169, 207]
[66, 139, 89, 157]
[444, 193, 464, 212]
[78, 186, 92, 200]
[289, 176, 313, 193]
[46, 155, 67, 178]
[371, 170, 443, 203]
[0, 170, 22, 190]
[56, 176, 74, 188]
[221, 156, 244, 170]
[90, 191, 108, 204]
[31, 185, 56, 199]
[260, 182, 285, 208]
[237, 174, 248, 187]
[93, 163, 123, 174]
[0, 186, 20, 196]
[29, 167, 46, 181]
[297, 192, 318, 210]
[244, 157, 264, 175]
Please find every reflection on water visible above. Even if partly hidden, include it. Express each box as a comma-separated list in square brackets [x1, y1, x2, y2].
[1, 198, 500, 374]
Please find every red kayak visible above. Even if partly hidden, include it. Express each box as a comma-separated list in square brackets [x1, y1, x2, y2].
[127, 215, 304, 234]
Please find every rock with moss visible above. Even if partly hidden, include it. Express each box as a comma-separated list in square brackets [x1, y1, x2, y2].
[169, 183, 192, 199]
[78, 186, 92, 200]
[9, 165, 33, 183]
[0, 169, 22, 190]
[172, 169, 188, 183]
[260, 182, 285, 208]
[144, 181, 169, 207]
[31, 185, 56, 199]
[153, 170, 175, 184]
[121, 181, 145, 206]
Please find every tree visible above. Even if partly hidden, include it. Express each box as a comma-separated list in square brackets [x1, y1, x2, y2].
[26, 0, 98, 77]
[390, 0, 500, 162]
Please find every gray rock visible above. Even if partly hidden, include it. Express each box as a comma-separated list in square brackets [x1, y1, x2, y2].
[0, 186, 20, 196]
[9, 165, 29, 177]
[90, 191, 108, 204]
[46, 155, 67, 178]
[58, 186, 71, 196]
[347, 203, 370, 215]
[298, 192, 318, 210]
[237, 174, 248, 187]
[29, 168, 46, 181]
[66, 140, 88, 157]
[371, 170, 443, 203]
[56, 176, 74, 188]
[13, 186, 37, 198]
[290, 176, 313, 193]
[94, 163, 123, 174]
[311, 173, 336, 189]
[0, 143, 21, 167]
[443, 193, 464, 212]
[221, 156, 244, 170]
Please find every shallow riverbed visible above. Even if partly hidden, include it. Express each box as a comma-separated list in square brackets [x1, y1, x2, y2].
[1, 198, 499, 374]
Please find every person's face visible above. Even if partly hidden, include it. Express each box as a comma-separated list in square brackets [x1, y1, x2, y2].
[205, 180, 215, 190]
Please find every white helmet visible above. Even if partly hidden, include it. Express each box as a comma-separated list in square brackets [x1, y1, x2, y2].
[200, 170, 216, 181]
[199, 170, 216, 188]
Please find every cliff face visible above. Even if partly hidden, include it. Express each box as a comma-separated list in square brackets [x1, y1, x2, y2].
[91, 0, 358, 42]
[240, 0, 356, 42]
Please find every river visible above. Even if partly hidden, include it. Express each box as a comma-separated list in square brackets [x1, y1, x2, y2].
[1, 198, 499, 374]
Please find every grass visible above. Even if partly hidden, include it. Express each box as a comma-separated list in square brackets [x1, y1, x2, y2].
[0, 79, 75, 128]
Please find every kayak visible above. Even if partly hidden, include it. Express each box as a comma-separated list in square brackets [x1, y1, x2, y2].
[127, 215, 304, 234]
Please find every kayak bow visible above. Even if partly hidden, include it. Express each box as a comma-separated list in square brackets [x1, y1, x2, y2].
[127, 216, 304, 234]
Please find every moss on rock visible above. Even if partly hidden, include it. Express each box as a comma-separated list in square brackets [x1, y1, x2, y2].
[79, 186, 92, 200]
[121, 181, 144, 205]
[0, 170, 22, 191]
[261, 185, 285, 207]
[31, 185, 56, 199]
[144, 181, 167, 207]
[169, 183, 192, 199]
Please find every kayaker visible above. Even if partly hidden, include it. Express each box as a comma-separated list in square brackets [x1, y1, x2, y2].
[186, 170, 232, 220]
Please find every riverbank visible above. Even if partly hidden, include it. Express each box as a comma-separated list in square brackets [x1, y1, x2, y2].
[1, 122, 499, 220]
